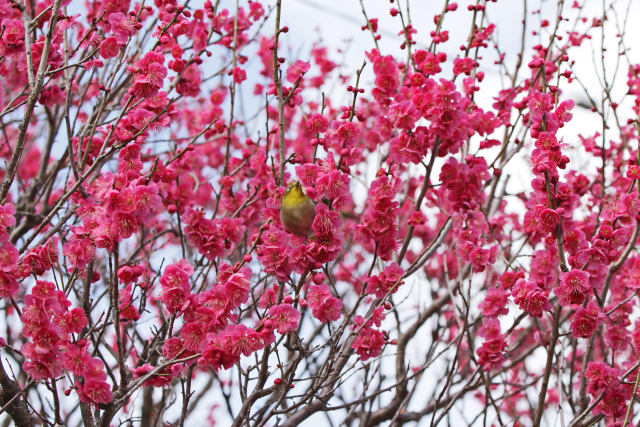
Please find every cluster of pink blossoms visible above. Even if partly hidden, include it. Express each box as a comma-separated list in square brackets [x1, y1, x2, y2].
[584, 362, 632, 418]
[355, 172, 401, 261]
[182, 208, 245, 261]
[154, 259, 289, 374]
[351, 306, 387, 361]
[306, 282, 342, 323]
[21, 281, 112, 405]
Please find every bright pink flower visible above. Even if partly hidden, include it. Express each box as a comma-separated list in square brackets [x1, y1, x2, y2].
[574, 247, 608, 286]
[162, 337, 185, 360]
[63, 231, 95, 270]
[527, 90, 554, 120]
[256, 227, 292, 282]
[438, 156, 490, 213]
[223, 271, 251, 308]
[389, 127, 429, 164]
[83, 357, 108, 381]
[268, 303, 301, 334]
[534, 132, 560, 152]
[536, 207, 560, 233]
[356, 174, 400, 261]
[585, 362, 619, 397]
[77, 378, 113, 405]
[0, 235, 18, 272]
[99, 36, 119, 59]
[305, 114, 329, 134]
[476, 338, 506, 371]
[596, 383, 632, 418]
[85, 59, 104, 69]
[311, 204, 343, 260]
[117, 264, 145, 284]
[478, 287, 509, 317]
[248, 1, 265, 19]
[478, 317, 502, 340]
[199, 334, 239, 371]
[529, 248, 558, 290]
[118, 285, 140, 322]
[476, 318, 506, 371]
[29, 280, 69, 316]
[0, 19, 25, 54]
[307, 284, 342, 322]
[468, 245, 498, 273]
[133, 363, 180, 387]
[352, 326, 385, 361]
[415, 50, 445, 75]
[62, 341, 91, 376]
[499, 270, 525, 290]
[38, 86, 66, 107]
[388, 101, 421, 130]
[108, 12, 138, 43]
[295, 164, 319, 188]
[555, 269, 590, 306]
[511, 279, 551, 318]
[232, 66, 246, 84]
[181, 321, 206, 351]
[372, 54, 399, 98]
[554, 100, 574, 126]
[570, 301, 603, 338]
[315, 165, 351, 208]
[286, 60, 310, 83]
[54, 307, 88, 334]
[617, 191, 640, 219]
[604, 322, 630, 352]
[23, 357, 61, 380]
[176, 63, 202, 97]
[407, 211, 426, 226]
[289, 244, 314, 274]
[20, 280, 96, 390]
[130, 51, 167, 98]
[182, 208, 225, 260]
[366, 263, 404, 299]
[111, 211, 138, 239]
[226, 324, 265, 357]
[452, 57, 477, 75]
[0, 270, 19, 298]
[371, 306, 386, 327]
[258, 284, 278, 309]
[159, 260, 193, 314]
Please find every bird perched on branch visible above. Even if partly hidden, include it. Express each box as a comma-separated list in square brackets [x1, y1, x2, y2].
[280, 181, 316, 236]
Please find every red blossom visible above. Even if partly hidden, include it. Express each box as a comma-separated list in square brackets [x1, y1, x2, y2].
[286, 60, 310, 83]
[555, 269, 590, 306]
[352, 326, 385, 361]
[268, 303, 301, 334]
[512, 279, 551, 318]
[307, 284, 342, 323]
[570, 301, 603, 338]
[479, 287, 509, 318]
[108, 12, 139, 43]
[100, 36, 119, 59]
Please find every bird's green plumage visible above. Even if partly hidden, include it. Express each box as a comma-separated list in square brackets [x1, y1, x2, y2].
[280, 181, 315, 236]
